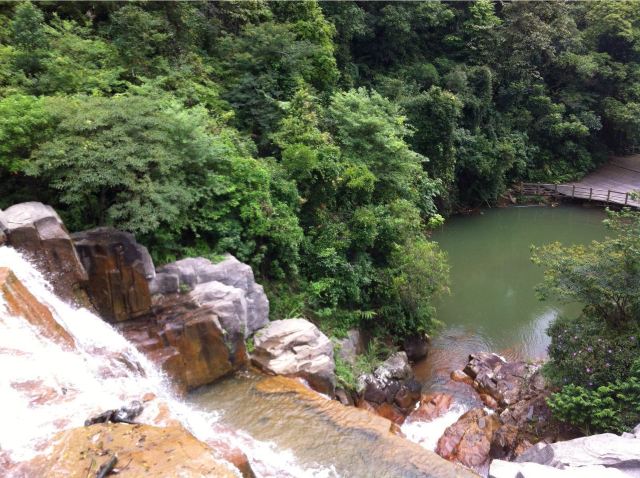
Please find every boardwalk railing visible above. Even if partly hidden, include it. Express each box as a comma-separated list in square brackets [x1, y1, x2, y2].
[519, 182, 639, 208]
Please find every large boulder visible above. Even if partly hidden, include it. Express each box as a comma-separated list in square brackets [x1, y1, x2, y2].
[516, 433, 640, 476]
[252, 318, 335, 395]
[152, 255, 268, 336]
[119, 285, 248, 392]
[357, 351, 413, 404]
[463, 352, 545, 407]
[490, 459, 629, 478]
[0, 202, 88, 305]
[15, 423, 239, 478]
[436, 407, 502, 476]
[72, 227, 155, 322]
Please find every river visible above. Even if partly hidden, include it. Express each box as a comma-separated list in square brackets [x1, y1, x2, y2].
[190, 205, 608, 474]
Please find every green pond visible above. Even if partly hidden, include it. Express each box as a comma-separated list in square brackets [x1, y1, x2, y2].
[418, 205, 607, 390]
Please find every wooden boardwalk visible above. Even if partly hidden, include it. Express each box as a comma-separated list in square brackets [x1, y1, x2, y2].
[519, 155, 640, 208]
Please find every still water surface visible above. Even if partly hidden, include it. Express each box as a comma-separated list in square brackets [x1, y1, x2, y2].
[419, 205, 607, 392]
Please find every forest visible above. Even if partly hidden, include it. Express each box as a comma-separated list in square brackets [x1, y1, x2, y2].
[1, 0, 640, 342]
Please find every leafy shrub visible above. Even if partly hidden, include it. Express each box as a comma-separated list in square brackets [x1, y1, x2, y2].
[544, 314, 640, 388]
[547, 360, 640, 434]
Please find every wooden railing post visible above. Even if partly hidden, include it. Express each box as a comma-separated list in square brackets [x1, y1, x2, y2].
[607, 190, 611, 203]
[572, 185, 575, 198]
[589, 188, 593, 200]
[625, 193, 629, 205]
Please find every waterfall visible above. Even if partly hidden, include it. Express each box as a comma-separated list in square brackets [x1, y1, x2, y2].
[0, 246, 336, 478]
[400, 404, 469, 452]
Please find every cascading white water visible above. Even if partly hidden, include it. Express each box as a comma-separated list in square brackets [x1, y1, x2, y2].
[400, 404, 470, 452]
[0, 246, 336, 478]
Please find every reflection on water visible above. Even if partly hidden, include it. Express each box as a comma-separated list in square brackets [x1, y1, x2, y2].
[422, 205, 606, 397]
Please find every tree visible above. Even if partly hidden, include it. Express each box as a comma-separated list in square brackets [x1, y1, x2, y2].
[10, 1, 48, 76]
[532, 209, 640, 328]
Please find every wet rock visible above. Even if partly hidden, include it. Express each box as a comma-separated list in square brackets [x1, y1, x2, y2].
[252, 318, 335, 395]
[516, 433, 640, 475]
[635, 423, 640, 438]
[0, 267, 75, 349]
[408, 393, 453, 422]
[84, 400, 144, 426]
[206, 433, 256, 478]
[436, 407, 502, 475]
[403, 333, 430, 362]
[490, 459, 629, 478]
[0, 202, 89, 305]
[336, 328, 365, 365]
[357, 352, 412, 401]
[152, 255, 268, 336]
[394, 385, 416, 409]
[451, 369, 475, 387]
[256, 375, 478, 478]
[16, 423, 239, 477]
[376, 402, 406, 425]
[72, 227, 154, 322]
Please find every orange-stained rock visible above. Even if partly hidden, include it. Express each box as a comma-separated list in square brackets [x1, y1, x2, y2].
[120, 295, 247, 392]
[376, 402, 406, 425]
[14, 423, 238, 478]
[480, 393, 499, 410]
[450, 369, 474, 387]
[436, 407, 501, 475]
[1, 202, 89, 306]
[408, 393, 453, 422]
[256, 376, 479, 478]
[0, 268, 75, 349]
[72, 228, 154, 323]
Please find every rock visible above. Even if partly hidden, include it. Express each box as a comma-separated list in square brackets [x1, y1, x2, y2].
[356, 398, 378, 414]
[408, 393, 453, 422]
[403, 333, 430, 362]
[256, 375, 478, 478]
[480, 393, 499, 410]
[516, 433, 640, 475]
[451, 369, 475, 387]
[490, 424, 520, 460]
[634, 423, 640, 438]
[394, 385, 416, 410]
[0, 267, 75, 349]
[376, 351, 413, 381]
[120, 291, 248, 392]
[464, 352, 544, 407]
[0, 202, 88, 305]
[436, 407, 502, 475]
[335, 387, 355, 406]
[490, 459, 630, 478]
[376, 402, 406, 425]
[152, 255, 268, 336]
[16, 423, 238, 477]
[84, 400, 144, 426]
[72, 227, 155, 322]
[252, 318, 335, 395]
[336, 328, 365, 365]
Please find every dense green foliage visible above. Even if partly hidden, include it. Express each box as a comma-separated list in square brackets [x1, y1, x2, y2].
[547, 360, 640, 434]
[2, 1, 640, 340]
[534, 210, 640, 433]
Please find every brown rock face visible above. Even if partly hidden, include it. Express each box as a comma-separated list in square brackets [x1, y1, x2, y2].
[15, 423, 238, 478]
[0, 268, 75, 349]
[451, 369, 475, 387]
[436, 407, 501, 475]
[120, 294, 247, 392]
[408, 393, 453, 422]
[72, 227, 154, 322]
[1, 202, 89, 305]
